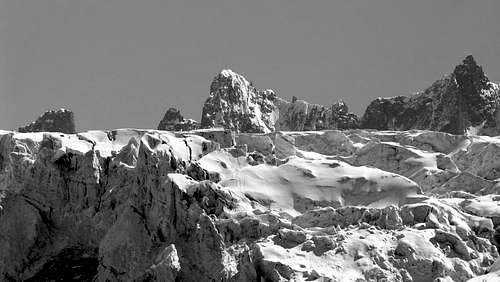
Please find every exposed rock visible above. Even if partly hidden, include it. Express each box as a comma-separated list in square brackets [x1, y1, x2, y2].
[282, 98, 359, 131]
[18, 109, 76, 134]
[187, 161, 221, 182]
[468, 257, 500, 282]
[2, 127, 500, 281]
[157, 107, 199, 131]
[451, 138, 500, 180]
[274, 229, 307, 248]
[200, 69, 359, 133]
[275, 98, 359, 131]
[141, 244, 181, 281]
[201, 69, 278, 133]
[433, 172, 496, 195]
[361, 55, 500, 135]
[0, 129, 224, 281]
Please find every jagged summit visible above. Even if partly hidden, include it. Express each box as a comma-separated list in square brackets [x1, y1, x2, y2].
[201, 69, 278, 133]
[453, 55, 497, 131]
[157, 107, 199, 131]
[201, 69, 359, 133]
[18, 108, 76, 134]
[361, 55, 500, 135]
[454, 55, 489, 89]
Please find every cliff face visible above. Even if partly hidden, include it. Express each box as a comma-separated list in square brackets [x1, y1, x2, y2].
[0, 129, 225, 281]
[361, 56, 500, 135]
[201, 69, 359, 133]
[2, 128, 500, 281]
[18, 109, 76, 134]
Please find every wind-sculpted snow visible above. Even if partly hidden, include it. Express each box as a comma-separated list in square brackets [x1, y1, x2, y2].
[1, 128, 500, 281]
[199, 151, 420, 215]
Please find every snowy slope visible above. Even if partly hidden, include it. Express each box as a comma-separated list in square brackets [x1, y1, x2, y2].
[1, 128, 500, 281]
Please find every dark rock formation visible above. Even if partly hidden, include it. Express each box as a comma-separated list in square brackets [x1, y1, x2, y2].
[157, 107, 199, 131]
[201, 69, 359, 133]
[361, 55, 500, 135]
[18, 109, 76, 134]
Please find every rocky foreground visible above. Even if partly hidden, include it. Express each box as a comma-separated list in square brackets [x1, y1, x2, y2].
[1, 127, 500, 281]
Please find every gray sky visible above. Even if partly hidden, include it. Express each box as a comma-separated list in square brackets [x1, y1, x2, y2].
[1, 0, 499, 131]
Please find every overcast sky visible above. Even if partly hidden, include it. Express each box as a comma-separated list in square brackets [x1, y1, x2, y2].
[0, 0, 499, 131]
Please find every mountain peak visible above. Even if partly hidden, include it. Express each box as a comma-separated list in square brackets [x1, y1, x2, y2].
[18, 109, 76, 134]
[202, 69, 277, 133]
[219, 69, 239, 78]
[453, 54, 489, 91]
[361, 55, 499, 135]
[157, 107, 199, 131]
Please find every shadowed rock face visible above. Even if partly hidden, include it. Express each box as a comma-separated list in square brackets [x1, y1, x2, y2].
[200, 69, 359, 133]
[24, 247, 98, 282]
[361, 55, 500, 135]
[18, 109, 76, 134]
[157, 107, 199, 131]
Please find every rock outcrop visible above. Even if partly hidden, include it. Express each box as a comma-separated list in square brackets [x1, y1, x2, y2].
[157, 107, 199, 131]
[275, 98, 359, 131]
[0, 129, 222, 281]
[361, 55, 500, 135]
[201, 69, 359, 133]
[201, 69, 279, 133]
[18, 109, 76, 134]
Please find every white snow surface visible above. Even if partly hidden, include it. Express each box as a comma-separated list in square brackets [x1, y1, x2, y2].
[5, 128, 500, 281]
[199, 152, 420, 216]
[3, 128, 213, 161]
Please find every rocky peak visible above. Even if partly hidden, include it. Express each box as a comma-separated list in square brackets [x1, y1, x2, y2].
[453, 55, 489, 91]
[161, 107, 184, 124]
[18, 108, 76, 134]
[201, 69, 359, 132]
[452, 55, 497, 130]
[201, 69, 278, 133]
[157, 107, 199, 131]
[361, 55, 500, 135]
[332, 99, 348, 115]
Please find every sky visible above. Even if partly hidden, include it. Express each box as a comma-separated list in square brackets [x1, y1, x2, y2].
[0, 0, 499, 131]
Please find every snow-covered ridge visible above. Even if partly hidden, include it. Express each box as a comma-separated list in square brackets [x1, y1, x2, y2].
[2, 128, 500, 281]
[2, 128, 217, 160]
